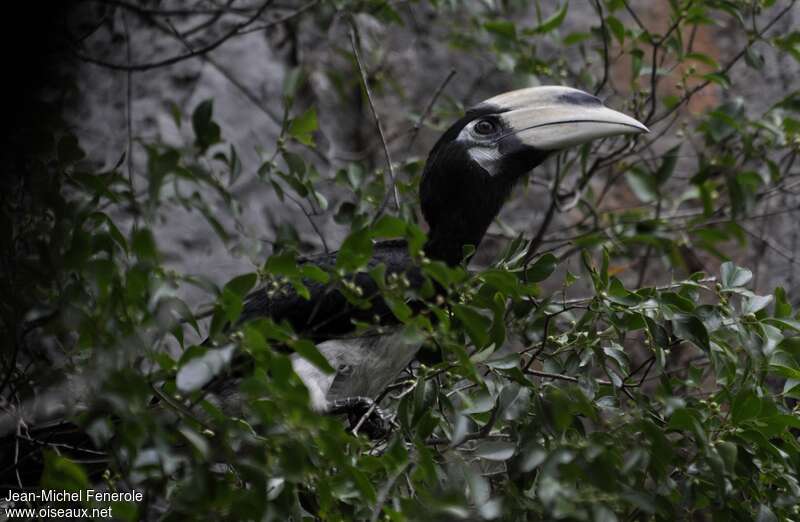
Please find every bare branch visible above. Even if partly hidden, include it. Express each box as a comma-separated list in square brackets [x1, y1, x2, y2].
[406, 68, 457, 152]
[649, 0, 796, 126]
[522, 154, 564, 266]
[237, 0, 319, 35]
[591, 0, 609, 95]
[90, 0, 261, 17]
[74, 0, 274, 71]
[346, 20, 401, 221]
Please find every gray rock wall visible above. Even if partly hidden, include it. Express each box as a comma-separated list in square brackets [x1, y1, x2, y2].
[67, 1, 800, 310]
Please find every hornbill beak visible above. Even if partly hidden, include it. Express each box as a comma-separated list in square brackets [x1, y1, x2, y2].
[479, 86, 648, 150]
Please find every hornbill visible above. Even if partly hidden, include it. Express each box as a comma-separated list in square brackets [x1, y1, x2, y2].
[235, 86, 647, 435]
[0, 86, 646, 486]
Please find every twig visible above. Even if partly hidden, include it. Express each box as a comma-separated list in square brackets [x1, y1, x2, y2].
[525, 368, 618, 387]
[522, 153, 564, 266]
[14, 423, 23, 489]
[347, 20, 400, 221]
[621, 0, 648, 34]
[351, 401, 378, 436]
[649, 0, 796, 126]
[430, 403, 502, 449]
[183, 0, 233, 37]
[370, 463, 411, 522]
[237, 0, 319, 35]
[556, 277, 717, 307]
[741, 223, 800, 268]
[122, 10, 136, 198]
[74, 0, 274, 71]
[150, 384, 216, 433]
[629, 356, 656, 387]
[636, 197, 662, 287]
[205, 56, 282, 124]
[592, 0, 609, 95]
[538, 204, 800, 245]
[15, 432, 107, 456]
[406, 68, 457, 152]
[285, 193, 329, 253]
[90, 0, 260, 17]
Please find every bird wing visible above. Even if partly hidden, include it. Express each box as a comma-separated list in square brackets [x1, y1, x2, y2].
[239, 239, 422, 340]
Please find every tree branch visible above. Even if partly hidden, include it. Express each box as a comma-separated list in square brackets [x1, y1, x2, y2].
[346, 19, 400, 221]
[73, 0, 274, 71]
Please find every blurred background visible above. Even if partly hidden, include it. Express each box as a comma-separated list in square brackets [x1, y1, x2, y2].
[3, 2, 800, 519]
[35, 0, 799, 311]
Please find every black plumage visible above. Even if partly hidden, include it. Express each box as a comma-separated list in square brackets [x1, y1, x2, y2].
[232, 87, 647, 432]
[240, 240, 424, 340]
[0, 87, 649, 483]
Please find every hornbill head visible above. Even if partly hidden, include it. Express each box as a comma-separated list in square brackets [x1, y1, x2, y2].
[420, 85, 648, 264]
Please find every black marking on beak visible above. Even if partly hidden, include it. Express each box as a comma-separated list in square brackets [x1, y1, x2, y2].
[557, 91, 603, 106]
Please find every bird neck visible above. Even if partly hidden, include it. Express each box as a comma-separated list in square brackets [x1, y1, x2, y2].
[422, 192, 508, 266]
[423, 227, 486, 266]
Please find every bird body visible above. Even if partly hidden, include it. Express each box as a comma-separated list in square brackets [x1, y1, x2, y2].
[238, 86, 648, 432]
[0, 86, 648, 488]
[240, 239, 420, 339]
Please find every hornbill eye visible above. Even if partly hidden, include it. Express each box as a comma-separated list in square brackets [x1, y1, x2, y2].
[473, 119, 497, 136]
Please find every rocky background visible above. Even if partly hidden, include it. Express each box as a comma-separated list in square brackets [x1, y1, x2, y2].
[61, 0, 800, 311]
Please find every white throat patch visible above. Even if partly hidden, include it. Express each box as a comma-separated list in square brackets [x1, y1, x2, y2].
[467, 146, 503, 176]
[456, 125, 503, 176]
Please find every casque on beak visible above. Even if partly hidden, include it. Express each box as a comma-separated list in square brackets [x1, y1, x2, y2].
[479, 86, 648, 151]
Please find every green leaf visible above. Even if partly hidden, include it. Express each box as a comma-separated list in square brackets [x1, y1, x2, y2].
[531, 2, 568, 34]
[484, 20, 516, 40]
[169, 101, 182, 129]
[743, 294, 773, 314]
[671, 313, 710, 351]
[225, 273, 258, 297]
[282, 67, 305, 101]
[132, 228, 158, 261]
[655, 144, 680, 185]
[660, 292, 695, 313]
[720, 262, 752, 289]
[267, 251, 301, 277]
[774, 287, 792, 318]
[227, 144, 242, 184]
[685, 52, 720, 69]
[744, 47, 765, 69]
[625, 168, 658, 202]
[764, 317, 800, 332]
[288, 107, 317, 146]
[474, 441, 516, 461]
[453, 304, 491, 348]
[192, 99, 222, 153]
[41, 452, 90, 491]
[563, 31, 591, 45]
[606, 277, 640, 306]
[731, 389, 762, 424]
[337, 228, 373, 271]
[159, 297, 200, 336]
[302, 264, 329, 284]
[371, 215, 406, 238]
[523, 253, 557, 282]
[605, 16, 625, 44]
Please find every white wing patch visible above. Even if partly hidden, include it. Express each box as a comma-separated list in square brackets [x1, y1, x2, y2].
[290, 329, 420, 411]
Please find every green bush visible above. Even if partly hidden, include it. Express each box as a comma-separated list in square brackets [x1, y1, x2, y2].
[2, 1, 800, 520]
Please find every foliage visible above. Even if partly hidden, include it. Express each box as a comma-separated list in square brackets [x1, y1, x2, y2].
[2, 0, 800, 521]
